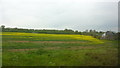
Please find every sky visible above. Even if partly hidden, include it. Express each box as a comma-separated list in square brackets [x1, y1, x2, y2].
[0, 0, 119, 32]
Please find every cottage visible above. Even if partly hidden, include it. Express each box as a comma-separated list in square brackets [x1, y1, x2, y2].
[101, 31, 116, 40]
[101, 33, 106, 39]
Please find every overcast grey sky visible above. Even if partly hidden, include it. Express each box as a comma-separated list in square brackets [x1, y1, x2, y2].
[0, 0, 119, 32]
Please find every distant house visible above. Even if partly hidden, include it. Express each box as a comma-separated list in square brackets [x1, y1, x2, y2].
[100, 31, 116, 40]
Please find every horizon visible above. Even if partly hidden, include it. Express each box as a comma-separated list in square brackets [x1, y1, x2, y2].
[1, 25, 118, 32]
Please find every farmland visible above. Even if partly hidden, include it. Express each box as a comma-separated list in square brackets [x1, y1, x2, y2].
[1, 32, 118, 66]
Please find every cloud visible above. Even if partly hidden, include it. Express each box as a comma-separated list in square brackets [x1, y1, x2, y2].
[0, 0, 118, 32]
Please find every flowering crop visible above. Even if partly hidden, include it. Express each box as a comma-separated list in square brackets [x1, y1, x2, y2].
[1, 32, 104, 44]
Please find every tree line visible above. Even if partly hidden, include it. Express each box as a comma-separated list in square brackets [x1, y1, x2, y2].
[0, 25, 119, 40]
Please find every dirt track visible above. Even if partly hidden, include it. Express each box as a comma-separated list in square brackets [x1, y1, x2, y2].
[6, 46, 98, 52]
[8, 41, 88, 43]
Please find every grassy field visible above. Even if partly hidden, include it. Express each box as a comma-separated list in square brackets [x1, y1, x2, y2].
[1, 32, 118, 66]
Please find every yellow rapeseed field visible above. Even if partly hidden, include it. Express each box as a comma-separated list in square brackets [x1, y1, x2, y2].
[1, 32, 104, 44]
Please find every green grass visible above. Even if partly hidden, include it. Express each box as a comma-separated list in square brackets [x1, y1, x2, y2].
[2, 32, 118, 66]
